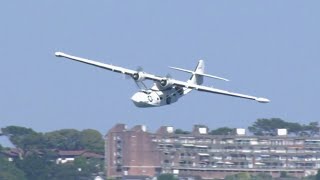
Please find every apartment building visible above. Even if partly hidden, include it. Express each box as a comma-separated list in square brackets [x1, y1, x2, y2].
[105, 124, 320, 179]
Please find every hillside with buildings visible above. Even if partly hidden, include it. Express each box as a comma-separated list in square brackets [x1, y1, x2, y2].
[0, 127, 105, 180]
[1, 118, 320, 180]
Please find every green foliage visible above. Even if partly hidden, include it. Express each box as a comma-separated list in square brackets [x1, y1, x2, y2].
[1, 126, 45, 152]
[1, 126, 36, 136]
[50, 163, 79, 180]
[13, 154, 100, 180]
[303, 175, 316, 180]
[79, 129, 105, 153]
[15, 153, 54, 180]
[225, 172, 272, 180]
[280, 171, 287, 177]
[158, 173, 177, 180]
[0, 157, 26, 180]
[2, 126, 104, 153]
[74, 156, 102, 175]
[44, 129, 82, 150]
[252, 173, 272, 180]
[303, 122, 320, 136]
[50, 163, 87, 180]
[44, 129, 104, 153]
[248, 118, 319, 136]
[249, 118, 287, 136]
[174, 129, 191, 134]
[225, 172, 251, 180]
[209, 127, 234, 135]
[1, 126, 105, 179]
[316, 169, 320, 180]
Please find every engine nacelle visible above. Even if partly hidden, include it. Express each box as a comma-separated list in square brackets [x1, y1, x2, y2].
[132, 72, 146, 82]
[156, 78, 174, 90]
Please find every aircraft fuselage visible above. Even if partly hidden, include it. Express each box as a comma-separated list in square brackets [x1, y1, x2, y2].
[130, 85, 187, 107]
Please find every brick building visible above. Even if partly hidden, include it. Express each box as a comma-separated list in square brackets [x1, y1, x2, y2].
[105, 124, 320, 179]
[105, 124, 161, 178]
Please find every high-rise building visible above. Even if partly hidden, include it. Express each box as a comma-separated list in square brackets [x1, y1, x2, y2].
[105, 124, 161, 178]
[105, 124, 320, 179]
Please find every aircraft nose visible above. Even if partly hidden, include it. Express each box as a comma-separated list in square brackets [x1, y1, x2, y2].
[131, 92, 147, 107]
[131, 93, 141, 102]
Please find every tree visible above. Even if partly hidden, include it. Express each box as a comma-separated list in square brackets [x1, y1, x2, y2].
[174, 129, 190, 134]
[248, 118, 308, 136]
[1, 126, 37, 147]
[158, 173, 177, 180]
[1, 126, 36, 137]
[249, 118, 320, 136]
[79, 129, 104, 153]
[44, 129, 82, 150]
[15, 153, 54, 180]
[74, 156, 101, 175]
[287, 122, 303, 136]
[50, 163, 82, 180]
[49, 158, 101, 180]
[1, 126, 45, 153]
[253, 173, 272, 180]
[1, 126, 105, 179]
[249, 118, 287, 136]
[280, 171, 288, 178]
[316, 169, 320, 180]
[225, 172, 251, 180]
[209, 127, 234, 135]
[303, 122, 320, 136]
[0, 157, 26, 180]
[44, 129, 104, 152]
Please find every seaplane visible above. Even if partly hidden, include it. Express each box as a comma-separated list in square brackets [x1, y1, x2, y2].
[55, 52, 270, 107]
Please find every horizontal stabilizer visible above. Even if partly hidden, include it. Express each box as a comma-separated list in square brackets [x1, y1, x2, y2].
[169, 66, 229, 81]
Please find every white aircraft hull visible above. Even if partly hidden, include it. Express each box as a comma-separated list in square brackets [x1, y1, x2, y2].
[131, 84, 190, 107]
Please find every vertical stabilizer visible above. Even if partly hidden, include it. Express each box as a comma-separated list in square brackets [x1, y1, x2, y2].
[189, 60, 205, 85]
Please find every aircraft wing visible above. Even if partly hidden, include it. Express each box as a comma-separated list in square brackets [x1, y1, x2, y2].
[171, 79, 270, 103]
[55, 52, 163, 81]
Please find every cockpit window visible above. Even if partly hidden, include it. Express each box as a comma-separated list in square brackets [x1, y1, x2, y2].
[141, 90, 151, 94]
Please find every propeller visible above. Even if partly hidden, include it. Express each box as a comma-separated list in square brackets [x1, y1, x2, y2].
[160, 73, 173, 87]
[136, 66, 143, 72]
[165, 73, 172, 79]
[132, 66, 148, 90]
[124, 66, 144, 80]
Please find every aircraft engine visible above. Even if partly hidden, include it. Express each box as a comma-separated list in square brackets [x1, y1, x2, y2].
[132, 72, 146, 82]
[156, 78, 174, 89]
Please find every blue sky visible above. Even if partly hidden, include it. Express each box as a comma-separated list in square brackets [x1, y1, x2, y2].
[0, 1, 319, 139]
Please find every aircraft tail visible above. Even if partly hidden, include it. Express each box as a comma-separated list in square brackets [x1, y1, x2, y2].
[190, 60, 205, 85]
[169, 60, 229, 86]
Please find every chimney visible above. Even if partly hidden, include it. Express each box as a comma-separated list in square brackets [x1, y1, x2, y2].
[156, 126, 174, 134]
[193, 125, 209, 135]
[235, 128, 246, 136]
[131, 125, 147, 132]
[277, 129, 287, 136]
